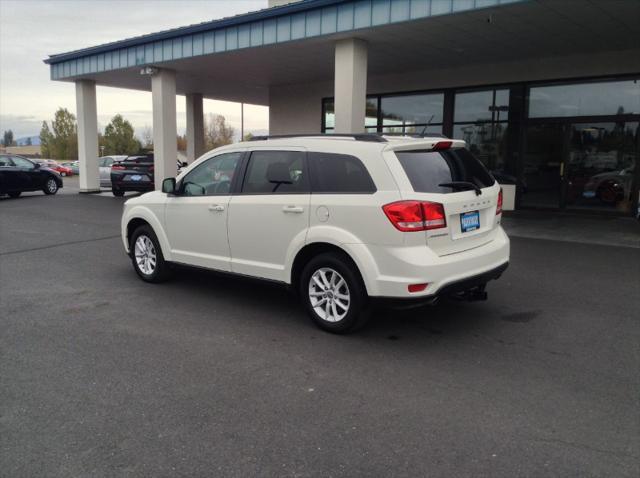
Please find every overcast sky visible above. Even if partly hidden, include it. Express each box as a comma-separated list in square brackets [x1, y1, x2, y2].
[0, 0, 270, 140]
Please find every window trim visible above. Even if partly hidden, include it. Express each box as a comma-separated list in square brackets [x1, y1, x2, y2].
[237, 149, 310, 195]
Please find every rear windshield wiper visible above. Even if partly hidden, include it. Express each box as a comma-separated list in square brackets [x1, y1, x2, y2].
[438, 181, 482, 196]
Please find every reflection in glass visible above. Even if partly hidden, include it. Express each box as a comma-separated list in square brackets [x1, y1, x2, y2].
[529, 79, 640, 118]
[323, 99, 378, 131]
[566, 122, 638, 212]
[381, 93, 444, 127]
[521, 124, 565, 208]
[453, 123, 507, 171]
[454, 89, 509, 123]
[382, 124, 443, 135]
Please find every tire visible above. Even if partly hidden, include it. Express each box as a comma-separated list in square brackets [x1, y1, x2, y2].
[8, 191, 21, 198]
[299, 252, 371, 334]
[112, 188, 125, 197]
[130, 224, 171, 283]
[43, 177, 59, 195]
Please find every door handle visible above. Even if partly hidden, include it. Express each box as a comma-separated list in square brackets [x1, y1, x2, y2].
[282, 205, 304, 214]
[208, 204, 225, 212]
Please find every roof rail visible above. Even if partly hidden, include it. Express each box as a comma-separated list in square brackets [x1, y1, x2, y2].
[247, 132, 450, 143]
[247, 133, 387, 143]
[380, 132, 450, 139]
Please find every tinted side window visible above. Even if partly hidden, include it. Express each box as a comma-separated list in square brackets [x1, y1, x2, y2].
[181, 152, 242, 196]
[11, 157, 34, 169]
[308, 152, 376, 193]
[242, 151, 308, 194]
[396, 148, 495, 193]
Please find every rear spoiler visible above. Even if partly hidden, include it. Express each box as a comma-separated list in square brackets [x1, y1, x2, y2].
[382, 139, 466, 153]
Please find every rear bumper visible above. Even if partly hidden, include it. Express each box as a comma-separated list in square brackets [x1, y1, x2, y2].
[112, 180, 154, 192]
[350, 226, 510, 298]
[374, 261, 508, 308]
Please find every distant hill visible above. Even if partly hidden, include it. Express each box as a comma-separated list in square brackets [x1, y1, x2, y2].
[16, 136, 41, 146]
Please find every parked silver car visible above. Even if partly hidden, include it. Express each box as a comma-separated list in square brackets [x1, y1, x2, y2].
[99, 155, 127, 187]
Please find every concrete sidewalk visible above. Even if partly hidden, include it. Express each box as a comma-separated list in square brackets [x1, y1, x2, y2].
[502, 212, 640, 249]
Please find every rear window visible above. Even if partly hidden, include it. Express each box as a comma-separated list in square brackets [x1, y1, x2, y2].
[395, 148, 495, 193]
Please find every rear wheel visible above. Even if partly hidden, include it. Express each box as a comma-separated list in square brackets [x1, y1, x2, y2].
[130, 225, 171, 283]
[43, 177, 58, 195]
[112, 188, 125, 197]
[8, 191, 21, 198]
[300, 252, 370, 334]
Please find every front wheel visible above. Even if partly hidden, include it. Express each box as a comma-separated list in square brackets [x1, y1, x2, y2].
[130, 225, 171, 283]
[43, 177, 59, 195]
[300, 252, 370, 334]
[112, 188, 125, 197]
[8, 191, 21, 198]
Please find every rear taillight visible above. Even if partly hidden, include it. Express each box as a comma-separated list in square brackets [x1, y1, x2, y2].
[496, 188, 503, 215]
[382, 201, 447, 232]
[112, 164, 125, 170]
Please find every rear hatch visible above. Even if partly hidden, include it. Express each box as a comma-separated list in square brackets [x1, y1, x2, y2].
[112, 155, 154, 183]
[393, 145, 501, 256]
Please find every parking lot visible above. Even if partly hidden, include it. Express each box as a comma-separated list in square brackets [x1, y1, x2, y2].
[1, 185, 639, 477]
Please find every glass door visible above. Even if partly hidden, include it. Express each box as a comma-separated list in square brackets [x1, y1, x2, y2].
[521, 121, 639, 212]
[521, 123, 567, 209]
[565, 122, 638, 213]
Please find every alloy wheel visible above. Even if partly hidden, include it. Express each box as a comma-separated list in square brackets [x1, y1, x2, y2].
[308, 267, 350, 322]
[134, 235, 157, 276]
[47, 179, 57, 193]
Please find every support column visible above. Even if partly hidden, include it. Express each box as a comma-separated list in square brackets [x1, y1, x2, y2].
[75, 80, 100, 193]
[334, 38, 367, 134]
[152, 69, 177, 189]
[185, 93, 204, 163]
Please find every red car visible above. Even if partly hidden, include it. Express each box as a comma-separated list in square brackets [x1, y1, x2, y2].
[38, 160, 74, 177]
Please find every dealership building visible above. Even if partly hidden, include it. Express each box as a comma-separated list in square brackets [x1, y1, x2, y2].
[45, 0, 639, 215]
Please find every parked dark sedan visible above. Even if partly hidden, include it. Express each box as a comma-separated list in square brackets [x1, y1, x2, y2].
[0, 154, 63, 198]
[110, 154, 155, 197]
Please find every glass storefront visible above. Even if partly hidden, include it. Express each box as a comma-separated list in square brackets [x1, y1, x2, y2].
[453, 89, 509, 173]
[381, 93, 444, 134]
[321, 76, 640, 216]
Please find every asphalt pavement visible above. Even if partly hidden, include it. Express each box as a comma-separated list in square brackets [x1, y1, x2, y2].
[1, 188, 639, 477]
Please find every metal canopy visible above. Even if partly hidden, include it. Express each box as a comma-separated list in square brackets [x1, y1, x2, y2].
[45, 0, 640, 105]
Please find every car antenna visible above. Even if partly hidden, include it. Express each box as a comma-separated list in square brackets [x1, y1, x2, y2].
[420, 115, 435, 136]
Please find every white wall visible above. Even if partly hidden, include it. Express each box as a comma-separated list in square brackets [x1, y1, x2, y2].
[268, 48, 640, 135]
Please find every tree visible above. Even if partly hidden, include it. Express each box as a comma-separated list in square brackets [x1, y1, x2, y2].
[39, 121, 54, 157]
[204, 114, 235, 150]
[38, 108, 78, 160]
[50, 108, 77, 160]
[176, 134, 187, 151]
[242, 132, 254, 141]
[25, 137, 32, 146]
[103, 114, 141, 155]
[2, 130, 14, 147]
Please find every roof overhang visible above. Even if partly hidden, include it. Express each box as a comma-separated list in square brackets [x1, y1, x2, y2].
[44, 0, 640, 105]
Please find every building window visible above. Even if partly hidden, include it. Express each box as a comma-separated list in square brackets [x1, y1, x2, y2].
[380, 93, 444, 134]
[528, 79, 640, 118]
[453, 89, 509, 172]
[323, 98, 378, 132]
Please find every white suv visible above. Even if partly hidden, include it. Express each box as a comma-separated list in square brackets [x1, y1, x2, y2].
[121, 135, 509, 333]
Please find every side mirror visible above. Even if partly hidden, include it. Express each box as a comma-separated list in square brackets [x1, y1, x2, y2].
[181, 161, 188, 167]
[162, 177, 176, 194]
[33, 162, 41, 170]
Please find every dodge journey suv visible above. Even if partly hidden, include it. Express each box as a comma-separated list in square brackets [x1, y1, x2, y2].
[121, 134, 509, 333]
